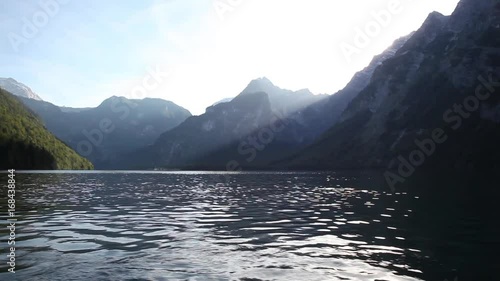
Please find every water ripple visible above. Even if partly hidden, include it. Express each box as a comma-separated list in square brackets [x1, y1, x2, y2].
[0, 171, 484, 281]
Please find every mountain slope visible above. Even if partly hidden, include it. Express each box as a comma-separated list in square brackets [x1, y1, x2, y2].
[0, 88, 93, 170]
[0, 78, 43, 101]
[286, 34, 413, 141]
[20, 96, 192, 169]
[283, 0, 500, 178]
[130, 79, 327, 169]
[136, 91, 275, 169]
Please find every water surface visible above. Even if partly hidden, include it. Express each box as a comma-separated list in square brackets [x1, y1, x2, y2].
[0, 171, 496, 280]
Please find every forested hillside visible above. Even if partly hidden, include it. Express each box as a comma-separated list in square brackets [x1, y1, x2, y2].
[0, 88, 93, 170]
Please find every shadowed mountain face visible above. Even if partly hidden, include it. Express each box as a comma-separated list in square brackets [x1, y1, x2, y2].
[0, 88, 93, 170]
[286, 34, 413, 141]
[20, 96, 191, 169]
[283, 0, 500, 180]
[128, 79, 329, 169]
[147, 91, 276, 168]
[0, 77, 43, 101]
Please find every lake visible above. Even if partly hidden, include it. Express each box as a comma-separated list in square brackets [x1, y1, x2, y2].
[0, 171, 497, 281]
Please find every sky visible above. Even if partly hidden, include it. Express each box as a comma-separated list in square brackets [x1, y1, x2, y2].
[0, 0, 460, 115]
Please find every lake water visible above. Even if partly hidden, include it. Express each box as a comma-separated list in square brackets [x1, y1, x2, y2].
[0, 171, 497, 281]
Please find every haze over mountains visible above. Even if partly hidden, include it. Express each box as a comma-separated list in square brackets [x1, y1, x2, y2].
[1, 0, 498, 178]
[125, 78, 328, 170]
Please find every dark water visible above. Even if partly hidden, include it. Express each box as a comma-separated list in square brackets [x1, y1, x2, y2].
[0, 171, 497, 281]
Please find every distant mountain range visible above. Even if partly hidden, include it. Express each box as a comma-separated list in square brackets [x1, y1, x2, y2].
[18, 96, 192, 169]
[1, 0, 498, 177]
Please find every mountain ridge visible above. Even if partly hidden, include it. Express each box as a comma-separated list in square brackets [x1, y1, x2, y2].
[280, 0, 500, 180]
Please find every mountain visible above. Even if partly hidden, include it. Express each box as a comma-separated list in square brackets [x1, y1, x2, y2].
[129, 79, 328, 169]
[0, 88, 93, 170]
[20, 95, 192, 169]
[240, 77, 328, 115]
[212, 97, 233, 107]
[281, 34, 413, 142]
[193, 34, 417, 171]
[0, 78, 43, 101]
[282, 0, 500, 181]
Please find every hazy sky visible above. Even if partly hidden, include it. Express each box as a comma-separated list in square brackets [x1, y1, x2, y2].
[0, 0, 459, 115]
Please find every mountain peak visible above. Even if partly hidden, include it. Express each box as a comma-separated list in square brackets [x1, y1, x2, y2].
[258, 76, 273, 82]
[295, 88, 314, 96]
[253, 76, 273, 84]
[242, 77, 279, 95]
[110, 95, 128, 101]
[447, 0, 498, 32]
[428, 11, 446, 19]
[98, 95, 127, 106]
[423, 11, 448, 27]
[0, 77, 43, 101]
[419, 11, 449, 32]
